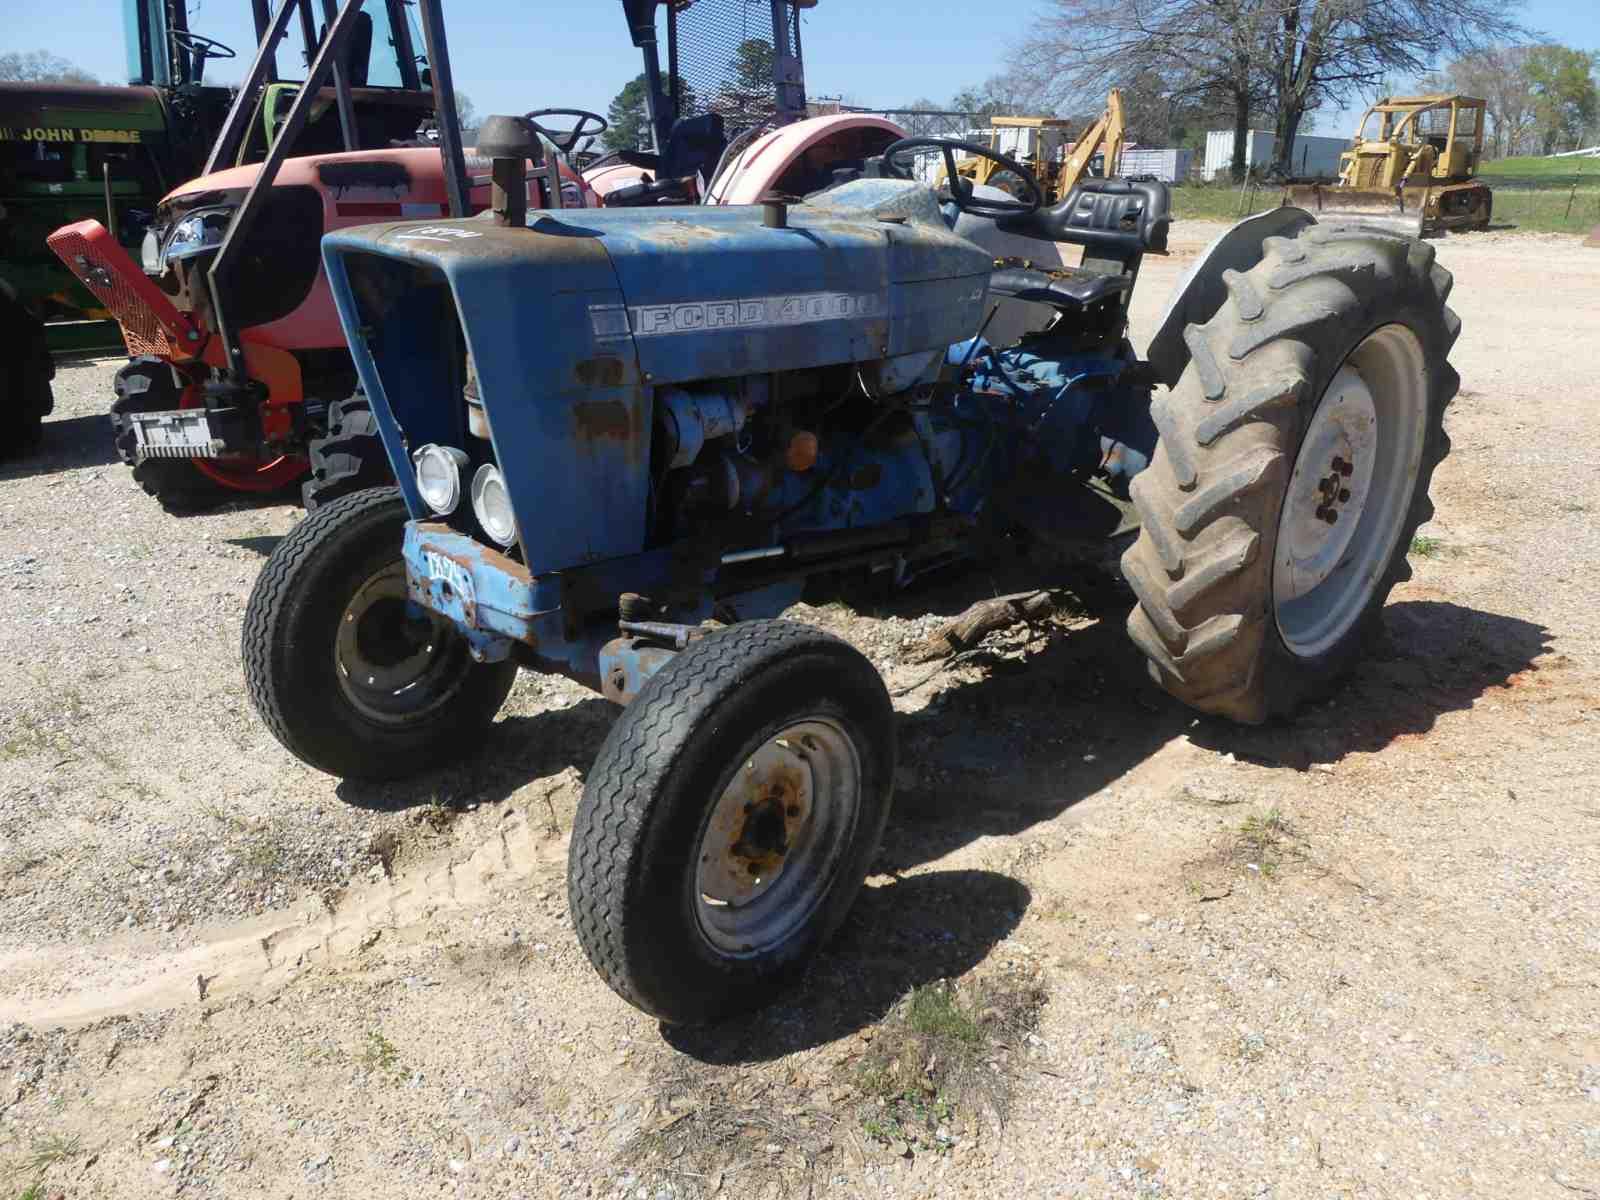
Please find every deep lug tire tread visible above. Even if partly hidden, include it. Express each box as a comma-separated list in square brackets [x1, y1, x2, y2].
[302, 391, 393, 511]
[1121, 223, 1458, 722]
[111, 358, 229, 513]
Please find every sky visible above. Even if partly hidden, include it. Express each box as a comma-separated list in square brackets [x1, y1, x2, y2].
[5, 0, 1596, 139]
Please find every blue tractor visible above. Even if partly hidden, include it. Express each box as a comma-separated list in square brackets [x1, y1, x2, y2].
[242, 124, 1458, 1023]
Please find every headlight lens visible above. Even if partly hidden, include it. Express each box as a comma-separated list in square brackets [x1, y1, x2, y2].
[159, 207, 233, 266]
[140, 229, 162, 274]
[470, 463, 518, 546]
[413, 443, 469, 514]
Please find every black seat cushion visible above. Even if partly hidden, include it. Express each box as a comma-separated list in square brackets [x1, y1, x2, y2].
[998, 177, 1171, 254]
[618, 113, 728, 180]
[989, 266, 1134, 310]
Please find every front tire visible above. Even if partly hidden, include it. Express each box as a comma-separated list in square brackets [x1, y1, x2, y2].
[242, 488, 517, 780]
[1122, 222, 1458, 722]
[112, 358, 227, 512]
[569, 621, 896, 1024]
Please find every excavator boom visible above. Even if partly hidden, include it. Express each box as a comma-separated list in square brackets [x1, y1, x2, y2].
[1056, 87, 1124, 197]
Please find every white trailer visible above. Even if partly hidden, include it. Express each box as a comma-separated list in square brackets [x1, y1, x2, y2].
[1120, 147, 1193, 182]
[1203, 130, 1347, 181]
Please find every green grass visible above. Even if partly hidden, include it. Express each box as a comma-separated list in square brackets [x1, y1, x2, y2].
[1169, 156, 1600, 235]
[1169, 182, 1269, 223]
[1480, 154, 1600, 186]
[358, 1030, 400, 1076]
[1410, 534, 1445, 558]
[12, 1132, 84, 1187]
[855, 974, 1046, 1150]
[1236, 808, 1304, 880]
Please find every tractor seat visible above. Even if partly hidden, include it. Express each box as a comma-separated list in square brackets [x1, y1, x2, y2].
[616, 113, 727, 180]
[988, 265, 1133, 311]
[999, 177, 1171, 255]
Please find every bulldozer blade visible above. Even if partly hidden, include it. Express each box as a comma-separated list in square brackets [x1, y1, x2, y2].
[1282, 184, 1426, 239]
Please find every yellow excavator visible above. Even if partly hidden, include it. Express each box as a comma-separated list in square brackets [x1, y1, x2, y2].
[945, 89, 1125, 204]
[1285, 94, 1492, 235]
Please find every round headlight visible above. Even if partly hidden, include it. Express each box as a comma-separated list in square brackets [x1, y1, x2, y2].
[413, 443, 468, 514]
[470, 463, 518, 546]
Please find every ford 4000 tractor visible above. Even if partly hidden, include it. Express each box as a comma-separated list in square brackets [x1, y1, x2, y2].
[243, 127, 1458, 1023]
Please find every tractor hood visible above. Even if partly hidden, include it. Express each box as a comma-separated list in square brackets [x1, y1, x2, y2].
[322, 179, 994, 566]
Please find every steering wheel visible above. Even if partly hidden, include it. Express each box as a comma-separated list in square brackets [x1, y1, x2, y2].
[880, 136, 1042, 219]
[169, 30, 237, 60]
[524, 109, 609, 156]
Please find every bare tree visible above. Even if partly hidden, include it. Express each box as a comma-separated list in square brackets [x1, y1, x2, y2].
[950, 73, 1055, 118]
[1262, 0, 1529, 174]
[1011, 0, 1279, 180]
[1442, 47, 1538, 158]
[0, 50, 97, 84]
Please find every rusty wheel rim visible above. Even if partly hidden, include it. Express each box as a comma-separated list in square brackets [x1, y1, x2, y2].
[694, 718, 862, 958]
[334, 563, 473, 725]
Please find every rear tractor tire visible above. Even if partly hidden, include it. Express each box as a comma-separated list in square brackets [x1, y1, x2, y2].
[302, 390, 394, 510]
[242, 488, 517, 780]
[1, 287, 54, 460]
[1123, 221, 1458, 723]
[569, 620, 896, 1024]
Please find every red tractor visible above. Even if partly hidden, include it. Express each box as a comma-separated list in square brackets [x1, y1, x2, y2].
[48, 0, 595, 511]
[50, 0, 1056, 511]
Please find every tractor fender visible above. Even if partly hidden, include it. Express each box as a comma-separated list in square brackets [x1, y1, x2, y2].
[1145, 205, 1314, 389]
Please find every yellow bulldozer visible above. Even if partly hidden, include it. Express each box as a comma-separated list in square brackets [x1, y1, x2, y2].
[945, 89, 1125, 204]
[1286, 94, 1493, 235]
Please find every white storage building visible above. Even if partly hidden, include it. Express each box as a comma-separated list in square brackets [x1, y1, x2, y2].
[1120, 147, 1193, 182]
[1202, 130, 1347, 181]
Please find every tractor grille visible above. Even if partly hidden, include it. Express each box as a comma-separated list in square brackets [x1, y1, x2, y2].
[1353, 155, 1385, 189]
[45, 221, 196, 356]
[669, 0, 804, 133]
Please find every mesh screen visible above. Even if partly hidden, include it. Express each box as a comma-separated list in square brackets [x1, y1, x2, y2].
[46, 224, 183, 356]
[669, 0, 800, 132]
[1416, 108, 1452, 137]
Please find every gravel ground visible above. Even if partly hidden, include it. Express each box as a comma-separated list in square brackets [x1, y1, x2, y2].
[1, 220, 1597, 1199]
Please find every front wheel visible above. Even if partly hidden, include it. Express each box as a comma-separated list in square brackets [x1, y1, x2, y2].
[1123, 222, 1458, 722]
[569, 621, 896, 1023]
[242, 488, 517, 780]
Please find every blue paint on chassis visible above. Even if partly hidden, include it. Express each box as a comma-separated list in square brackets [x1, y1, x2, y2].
[322, 178, 1158, 699]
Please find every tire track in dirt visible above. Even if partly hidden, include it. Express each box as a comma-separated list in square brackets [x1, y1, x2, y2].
[0, 807, 567, 1027]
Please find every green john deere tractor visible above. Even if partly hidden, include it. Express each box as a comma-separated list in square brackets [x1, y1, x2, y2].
[2, 0, 442, 457]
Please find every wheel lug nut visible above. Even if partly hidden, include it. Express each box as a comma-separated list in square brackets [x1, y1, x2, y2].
[1323, 509, 1339, 525]
[1338, 460, 1353, 477]
[1338, 488, 1351, 503]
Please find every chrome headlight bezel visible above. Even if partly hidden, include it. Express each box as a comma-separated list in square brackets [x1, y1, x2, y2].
[470, 463, 518, 547]
[158, 206, 234, 269]
[412, 443, 470, 514]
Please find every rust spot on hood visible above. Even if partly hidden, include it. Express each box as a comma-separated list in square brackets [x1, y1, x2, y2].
[573, 398, 636, 442]
[574, 355, 626, 387]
